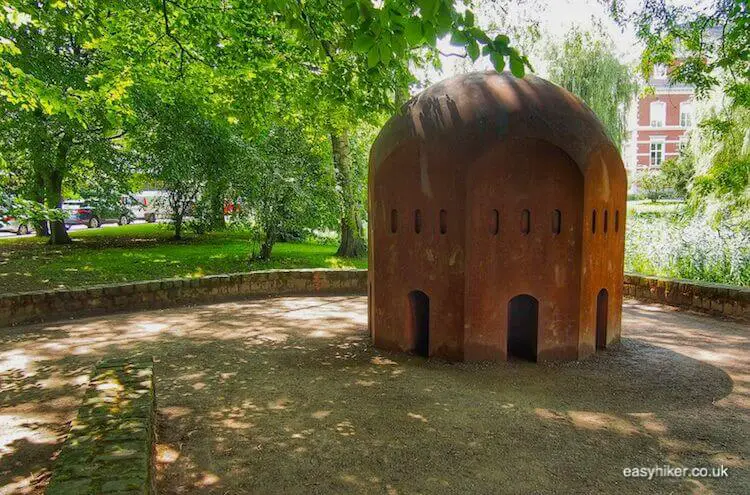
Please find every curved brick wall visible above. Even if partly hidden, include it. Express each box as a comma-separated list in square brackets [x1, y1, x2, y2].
[0, 269, 367, 328]
[0, 270, 746, 329]
[623, 273, 749, 319]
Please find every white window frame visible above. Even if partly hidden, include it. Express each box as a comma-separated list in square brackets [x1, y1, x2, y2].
[649, 138, 665, 167]
[679, 102, 693, 128]
[653, 64, 668, 79]
[650, 101, 666, 128]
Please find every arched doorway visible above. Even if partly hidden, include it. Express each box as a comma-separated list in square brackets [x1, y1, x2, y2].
[507, 294, 538, 361]
[596, 289, 608, 349]
[408, 290, 430, 356]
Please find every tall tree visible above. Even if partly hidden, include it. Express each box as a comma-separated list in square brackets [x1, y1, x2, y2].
[0, 2, 131, 244]
[273, 0, 529, 256]
[544, 28, 637, 149]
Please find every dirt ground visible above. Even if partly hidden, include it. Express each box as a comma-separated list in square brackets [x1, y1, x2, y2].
[0, 296, 748, 494]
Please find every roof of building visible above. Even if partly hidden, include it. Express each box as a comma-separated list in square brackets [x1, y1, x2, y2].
[371, 71, 618, 175]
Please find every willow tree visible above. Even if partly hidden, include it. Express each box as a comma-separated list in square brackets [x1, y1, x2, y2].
[545, 29, 637, 150]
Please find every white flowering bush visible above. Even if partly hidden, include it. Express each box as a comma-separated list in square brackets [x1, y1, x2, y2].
[625, 209, 750, 286]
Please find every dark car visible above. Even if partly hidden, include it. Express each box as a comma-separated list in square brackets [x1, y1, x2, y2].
[63, 199, 133, 228]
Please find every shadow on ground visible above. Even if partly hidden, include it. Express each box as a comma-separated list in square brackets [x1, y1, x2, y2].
[0, 296, 747, 494]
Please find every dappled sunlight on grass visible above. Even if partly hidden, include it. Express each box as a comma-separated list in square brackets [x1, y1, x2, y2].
[0, 224, 366, 293]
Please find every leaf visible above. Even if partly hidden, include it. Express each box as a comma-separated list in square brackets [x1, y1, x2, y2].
[353, 33, 375, 52]
[367, 45, 379, 68]
[510, 55, 525, 77]
[404, 18, 423, 45]
[343, 3, 359, 24]
[379, 43, 392, 65]
[490, 51, 506, 72]
[422, 22, 436, 46]
[416, 0, 439, 19]
[449, 30, 467, 47]
[464, 10, 475, 27]
[469, 27, 490, 44]
[493, 34, 510, 52]
[435, 3, 453, 35]
[466, 39, 479, 61]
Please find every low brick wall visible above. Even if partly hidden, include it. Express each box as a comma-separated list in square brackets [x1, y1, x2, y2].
[0, 269, 367, 328]
[46, 356, 155, 495]
[623, 273, 750, 319]
[1, 270, 747, 328]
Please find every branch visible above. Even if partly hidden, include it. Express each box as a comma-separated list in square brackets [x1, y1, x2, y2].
[106, 130, 127, 141]
[293, 0, 336, 64]
[439, 50, 467, 58]
[161, 0, 210, 68]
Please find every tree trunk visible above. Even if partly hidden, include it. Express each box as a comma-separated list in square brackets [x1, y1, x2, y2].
[209, 187, 226, 230]
[259, 234, 275, 260]
[44, 169, 71, 245]
[331, 131, 366, 258]
[173, 215, 183, 240]
[32, 171, 49, 237]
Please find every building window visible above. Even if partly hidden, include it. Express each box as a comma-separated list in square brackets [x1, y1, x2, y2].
[649, 101, 666, 127]
[390, 209, 398, 233]
[439, 209, 447, 234]
[414, 209, 422, 234]
[521, 209, 530, 234]
[603, 210, 609, 233]
[649, 140, 665, 167]
[653, 64, 667, 79]
[552, 209, 561, 235]
[680, 102, 693, 127]
[490, 209, 499, 235]
[592, 209, 597, 234]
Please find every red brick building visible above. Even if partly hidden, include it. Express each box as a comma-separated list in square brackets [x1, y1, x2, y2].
[626, 65, 695, 173]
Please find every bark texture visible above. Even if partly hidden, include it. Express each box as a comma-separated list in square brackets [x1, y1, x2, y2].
[330, 131, 366, 258]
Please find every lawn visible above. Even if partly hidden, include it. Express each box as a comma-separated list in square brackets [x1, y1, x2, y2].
[0, 224, 366, 294]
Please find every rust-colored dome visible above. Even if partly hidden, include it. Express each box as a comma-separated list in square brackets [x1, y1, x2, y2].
[371, 71, 616, 175]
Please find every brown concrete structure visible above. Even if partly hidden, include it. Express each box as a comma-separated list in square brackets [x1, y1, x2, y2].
[368, 71, 627, 362]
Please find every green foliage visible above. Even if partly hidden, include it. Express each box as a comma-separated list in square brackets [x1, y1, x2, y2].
[679, 104, 750, 229]
[235, 125, 338, 260]
[130, 88, 234, 240]
[626, 207, 750, 286]
[637, 169, 669, 202]
[660, 157, 694, 199]
[545, 28, 637, 149]
[611, 0, 749, 108]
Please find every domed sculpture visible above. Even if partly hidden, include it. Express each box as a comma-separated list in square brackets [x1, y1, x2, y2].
[367, 71, 627, 362]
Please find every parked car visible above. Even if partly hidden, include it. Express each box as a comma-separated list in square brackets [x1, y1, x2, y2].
[137, 190, 170, 223]
[0, 214, 32, 235]
[121, 195, 148, 221]
[63, 199, 133, 228]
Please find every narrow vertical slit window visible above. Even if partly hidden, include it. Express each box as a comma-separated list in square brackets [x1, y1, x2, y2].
[521, 209, 531, 234]
[390, 209, 398, 233]
[414, 209, 422, 234]
[439, 209, 447, 234]
[603, 210, 609, 233]
[592, 209, 597, 234]
[552, 209, 561, 235]
[490, 209, 499, 235]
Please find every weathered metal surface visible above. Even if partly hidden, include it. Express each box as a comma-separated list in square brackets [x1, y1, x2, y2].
[368, 71, 627, 362]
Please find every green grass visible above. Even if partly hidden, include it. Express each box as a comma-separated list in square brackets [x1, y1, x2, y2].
[626, 199, 684, 215]
[0, 224, 366, 294]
